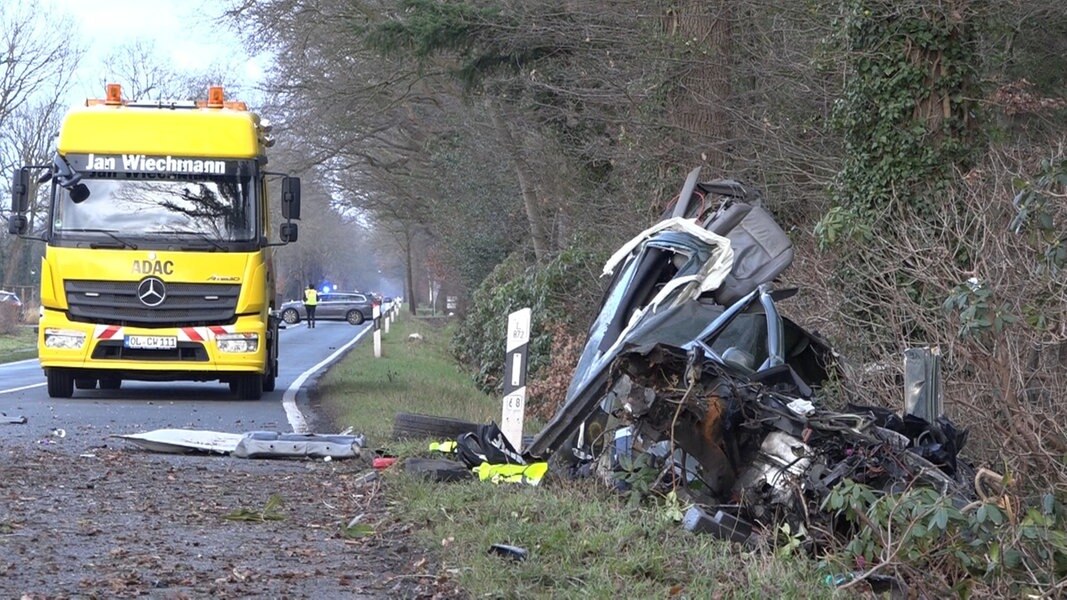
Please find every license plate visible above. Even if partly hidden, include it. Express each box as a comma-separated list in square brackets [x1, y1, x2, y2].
[124, 335, 178, 350]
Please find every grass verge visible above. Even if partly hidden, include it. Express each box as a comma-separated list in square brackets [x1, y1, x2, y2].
[0, 326, 37, 364]
[318, 316, 499, 444]
[319, 312, 842, 598]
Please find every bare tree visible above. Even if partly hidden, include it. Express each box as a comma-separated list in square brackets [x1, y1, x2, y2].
[99, 39, 248, 101]
[0, 4, 82, 293]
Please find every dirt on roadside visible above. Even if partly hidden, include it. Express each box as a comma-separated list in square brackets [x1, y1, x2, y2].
[0, 441, 463, 599]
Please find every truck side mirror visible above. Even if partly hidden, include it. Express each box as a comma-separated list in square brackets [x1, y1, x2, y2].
[280, 222, 298, 243]
[281, 176, 301, 220]
[7, 214, 27, 235]
[11, 168, 30, 213]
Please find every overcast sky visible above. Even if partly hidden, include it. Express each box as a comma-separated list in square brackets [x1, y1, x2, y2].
[48, 0, 267, 106]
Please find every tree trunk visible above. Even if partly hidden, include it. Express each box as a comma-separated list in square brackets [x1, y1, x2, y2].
[663, 1, 733, 171]
[402, 226, 418, 316]
[488, 99, 550, 262]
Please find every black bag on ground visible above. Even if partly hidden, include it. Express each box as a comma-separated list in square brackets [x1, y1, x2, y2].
[456, 422, 526, 469]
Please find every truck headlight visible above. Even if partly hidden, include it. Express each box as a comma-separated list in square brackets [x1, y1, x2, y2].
[44, 328, 86, 349]
[216, 333, 259, 353]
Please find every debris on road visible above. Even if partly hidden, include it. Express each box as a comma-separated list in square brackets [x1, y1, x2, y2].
[116, 428, 364, 459]
[2, 411, 27, 424]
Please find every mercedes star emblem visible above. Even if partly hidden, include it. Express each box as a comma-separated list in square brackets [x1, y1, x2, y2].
[137, 277, 167, 307]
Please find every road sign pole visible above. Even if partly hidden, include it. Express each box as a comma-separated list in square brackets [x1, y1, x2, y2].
[501, 308, 531, 451]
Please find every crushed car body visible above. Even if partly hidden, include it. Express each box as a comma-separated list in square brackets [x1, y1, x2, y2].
[525, 167, 976, 543]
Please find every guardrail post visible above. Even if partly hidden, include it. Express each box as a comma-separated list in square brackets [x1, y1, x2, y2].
[373, 304, 382, 358]
[501, 307, 531, 452]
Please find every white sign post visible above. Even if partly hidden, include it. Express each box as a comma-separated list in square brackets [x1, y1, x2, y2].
[372, 303, 382, 358]
[501, 308, 531, 451]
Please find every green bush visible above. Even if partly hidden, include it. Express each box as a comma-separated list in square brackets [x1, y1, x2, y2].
[451, 245, 604, 395]
[822, 479, 1067, 596]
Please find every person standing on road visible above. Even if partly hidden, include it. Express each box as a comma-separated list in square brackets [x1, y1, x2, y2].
[303, 284, 318, 328]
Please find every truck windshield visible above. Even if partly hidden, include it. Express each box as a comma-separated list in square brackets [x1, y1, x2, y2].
[53, 175, 256, 244]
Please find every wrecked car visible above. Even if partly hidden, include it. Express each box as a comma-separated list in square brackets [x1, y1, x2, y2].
[526, 167, 827, 462]
[525, 167, 975, 545]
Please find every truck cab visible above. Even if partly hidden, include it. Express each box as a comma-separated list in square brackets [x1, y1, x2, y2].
[8, 84, 301, 400]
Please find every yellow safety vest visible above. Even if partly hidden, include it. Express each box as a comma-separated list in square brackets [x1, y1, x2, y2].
[304, 289, 318, 305]
[473, 462, 548, 486]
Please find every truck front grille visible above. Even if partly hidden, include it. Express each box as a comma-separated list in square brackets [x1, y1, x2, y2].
[91, 341, 209, 362]
[65, 280, 241, 327]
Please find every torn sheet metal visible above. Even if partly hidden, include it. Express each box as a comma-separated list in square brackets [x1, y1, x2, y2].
[232, 431, 364, 459]
[116, 429, 244, 454]
[116, 428, 364, 459]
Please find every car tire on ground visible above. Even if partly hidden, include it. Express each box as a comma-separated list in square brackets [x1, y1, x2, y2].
[46, 370, 74, 399]
[346, 310, 364, 325]
[281, 308, 300, 324]
[74, 378, 98, 390]
[393, 413, 481, 440]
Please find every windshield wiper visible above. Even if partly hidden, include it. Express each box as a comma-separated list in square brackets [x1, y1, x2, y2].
[152, 229, 227, 252]
[62, 228, 139, 249]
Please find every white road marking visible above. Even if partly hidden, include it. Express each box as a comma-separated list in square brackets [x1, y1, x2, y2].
[282, 326, 372, 433]
[0, 382, 46, 394]
[0, 358, 40, 368]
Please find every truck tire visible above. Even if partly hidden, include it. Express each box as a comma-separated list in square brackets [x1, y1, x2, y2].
[99, 377, 121, 390]
[47, 370, 74, 399]
[235, 374, 263, 400]
[262, 365, 276, 393]
[346, 310, 364, 325]
[74, 378, 98, 390]
[393, 413, 481, 440]
[281, 308, 300, 324]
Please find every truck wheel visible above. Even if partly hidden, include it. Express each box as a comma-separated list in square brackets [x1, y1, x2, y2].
[281, 308, 300, 324]
[47, 370, 74, 399]
[393, 413, 480, 440]
[346, 310, 364, 325]
[262, 365, 276, 393]
[235, 374, 263, 400]
[74, 378, 98, 390]
[99, 377, 122, 390]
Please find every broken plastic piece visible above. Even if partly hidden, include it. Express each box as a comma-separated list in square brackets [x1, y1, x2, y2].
[682, 506, 754, 544]
[488, 543, 529, 562]
[1, 412, 27, 424]
[372, 456, 397, 469]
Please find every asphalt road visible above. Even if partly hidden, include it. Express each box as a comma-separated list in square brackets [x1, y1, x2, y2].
[0, 319, 371, 448]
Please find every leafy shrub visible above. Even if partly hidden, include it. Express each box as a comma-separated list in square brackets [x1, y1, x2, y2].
[450, 245, 605, 401]
[822, 479, 1067, 597]
[0, 303, 20, 335]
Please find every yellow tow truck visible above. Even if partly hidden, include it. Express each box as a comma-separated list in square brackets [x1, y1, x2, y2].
[7, 84, 301, 400]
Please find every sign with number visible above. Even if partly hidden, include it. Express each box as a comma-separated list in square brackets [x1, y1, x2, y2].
[502, 308, 531, 451]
